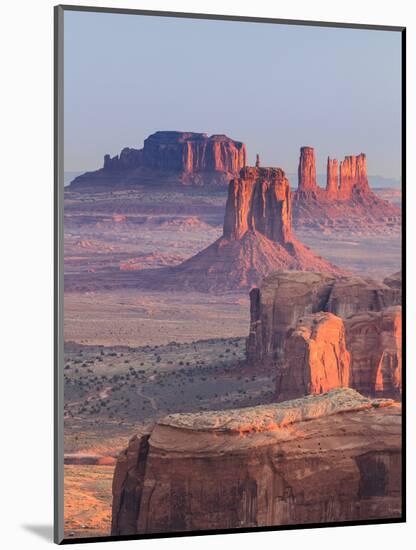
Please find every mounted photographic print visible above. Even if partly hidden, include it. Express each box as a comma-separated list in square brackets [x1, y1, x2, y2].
[54, 5, 405, 544]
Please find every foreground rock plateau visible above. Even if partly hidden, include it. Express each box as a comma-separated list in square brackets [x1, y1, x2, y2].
[246, 271, 402, 400]
[111, 388, 402, 535]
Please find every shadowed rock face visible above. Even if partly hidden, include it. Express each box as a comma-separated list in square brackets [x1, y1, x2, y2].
[70, 131, 246, 188]
[246, 271, 402, 399]
[111, 389, 402, 535]
[346, 306, 402, 399]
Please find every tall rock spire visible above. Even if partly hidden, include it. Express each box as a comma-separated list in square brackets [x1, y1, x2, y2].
[326, 157, 339, 198]
[298, 146, 318, 193]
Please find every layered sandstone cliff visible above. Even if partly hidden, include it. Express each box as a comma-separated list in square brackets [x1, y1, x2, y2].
[346, 306, 402, 399]
[70, 131, 246, 188]
[111, 389, 402, 535]
[246, 271, 402, 399]
[292, 147, 401, 233]
[145, 166, 344, 291]
[276, 312, 350, 401]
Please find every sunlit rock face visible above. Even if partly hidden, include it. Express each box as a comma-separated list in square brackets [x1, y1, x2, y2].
[296, 147, 370, 200]
[276, 312, 350, 401]
[297, 146, 319, 195]
[326, 157, 339, 198]
[246, 271, 402, 399]
[111, 389, 402, 535]
[223, 166, 292, 244]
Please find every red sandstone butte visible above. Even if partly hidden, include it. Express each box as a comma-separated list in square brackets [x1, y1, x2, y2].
[111, 389, 402, 536]
[143, 165, 344, 292]
[223, 166, 292, 243]
[70, 131, 246, 188]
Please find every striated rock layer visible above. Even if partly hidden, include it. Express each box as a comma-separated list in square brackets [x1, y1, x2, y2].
[140, 166, 344, 292]
[246, 271, 402, 399]
[111, 389, 402, 536]
[292, 147, 401, 233]
[70, 131, 246, 189]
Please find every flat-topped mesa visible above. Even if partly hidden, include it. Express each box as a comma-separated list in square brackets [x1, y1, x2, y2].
[326, 157, 339, 198]
[141, 131, 246, 175]
[339, 153, 370, 199]
[223, 166, 293, 245]
[70, 131, 247, 188]
[297, 146, 318, 194]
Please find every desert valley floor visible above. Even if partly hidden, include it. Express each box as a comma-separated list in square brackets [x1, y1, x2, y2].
[63, 185, 401, 538]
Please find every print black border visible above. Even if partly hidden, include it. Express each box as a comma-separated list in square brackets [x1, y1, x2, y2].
[54, 4, 406, 545]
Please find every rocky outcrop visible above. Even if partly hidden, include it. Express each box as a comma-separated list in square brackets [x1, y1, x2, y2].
[246, 271, 402, 399]
[276, 312, 350, 401]
[292, 147, 401, 234]
[111, 389, 402, 535]
[144, 167, 344, 291]
[298, 146, 318, 194]
[346, 306, 402, 399]
[247, 271, 337, 362]
[70, 131, 246, 188]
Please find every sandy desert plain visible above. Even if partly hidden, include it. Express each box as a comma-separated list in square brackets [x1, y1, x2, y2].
[63, 184, 401, 538]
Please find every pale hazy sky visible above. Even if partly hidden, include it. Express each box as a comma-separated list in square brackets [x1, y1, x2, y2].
[64, 10, 402, 178]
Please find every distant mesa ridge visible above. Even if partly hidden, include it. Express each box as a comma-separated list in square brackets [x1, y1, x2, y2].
[68, 131, 401, 234]
[70, 131, 246, 188]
